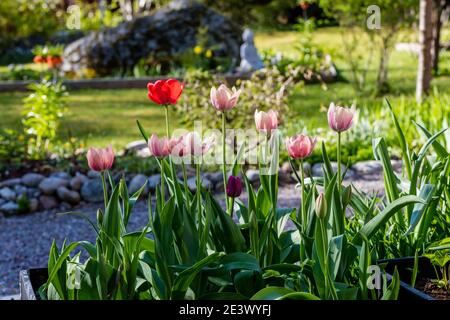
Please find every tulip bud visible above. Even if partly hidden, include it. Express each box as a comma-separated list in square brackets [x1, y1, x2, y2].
[341, 185, 352, 208]
[97, 209, 103, 225]
[315, 192, 327, 219]
[226, 175, 242, 198]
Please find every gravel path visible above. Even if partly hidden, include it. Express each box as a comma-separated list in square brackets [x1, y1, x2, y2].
[0, 171, 386, 296]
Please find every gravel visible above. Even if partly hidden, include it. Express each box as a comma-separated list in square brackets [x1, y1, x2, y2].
[0, 170, 386, 296]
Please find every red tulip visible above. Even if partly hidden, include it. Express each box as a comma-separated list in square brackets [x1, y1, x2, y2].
[226, 175, 242, 198]
[87, 145, 115, 172]
[147, 79, 184, 105]
[47, 56, 63, 68]
[148, 134, 170, 158]
[286, 134, 316, 159]
[33, 55, 44, 64]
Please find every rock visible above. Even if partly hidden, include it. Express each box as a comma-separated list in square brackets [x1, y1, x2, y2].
[56, 187, 81, 205]
[62, 1, 242, 75]
[0, 178, 22, 188]
[204, 172, 223, 184]
[292, 162, 312, 179]
[21, 173, 45, 187]
[0, 201, 19, 215]
[391, 160, 402, 173]
[38, 177, 69, 195]
[312, 162, 353, 179]
[59, 202, 72, 211]
[0, 198, 5, 206]
[280, 162, 292, 174]
[0, 187, 16, 201]
[39, 195, 59, 210]
[87, 170, 101, 179]
[245, 169, 260, 183]
[128, 174, 149, 195]
[80, 179, 103, 202]
[27, 188, 41, 199]
[70, 174, 88, 191]
[148, 174, 161, 191]
[50, 172, 72, 180]
[351, 160, 383, 175]
[187, 176, 212, 192]
[29, 198, 39, 212]
[14, 185, 28, 197]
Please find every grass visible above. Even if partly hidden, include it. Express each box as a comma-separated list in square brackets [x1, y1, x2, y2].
[1, 26, 449, 150]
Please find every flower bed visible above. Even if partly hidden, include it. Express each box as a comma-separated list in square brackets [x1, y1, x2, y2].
[20, 79, 450, 300]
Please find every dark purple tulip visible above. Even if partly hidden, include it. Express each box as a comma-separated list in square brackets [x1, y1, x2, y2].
[226, 175, 242, 198]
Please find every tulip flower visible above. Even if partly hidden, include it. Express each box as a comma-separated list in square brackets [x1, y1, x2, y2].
[87, 145, 115, 172]
[147, 79, 184, 105]
[183, 132, 214, 157]
[315, 192, 327, 219]
[47, 56, 63, 68]
[255, 109, 278, 133]
[327, 102, 356, 133]
[327, 102, 356, 191]
[210, 84, 241, 111]
[226, 176, 242, 198]
[33, 55, 44, 64]
[148, 134, 170, 158]
[285, 134, 316, 159]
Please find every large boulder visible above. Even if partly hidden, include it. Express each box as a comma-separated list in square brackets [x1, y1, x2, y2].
[62, 0, 242, 75]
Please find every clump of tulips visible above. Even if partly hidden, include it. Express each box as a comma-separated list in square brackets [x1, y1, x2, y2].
[32, 45, 64, 69]
[42, 79, 431, 301]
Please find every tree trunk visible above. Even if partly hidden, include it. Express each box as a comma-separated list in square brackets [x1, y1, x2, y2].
[416, 0, 434, 103]
[377, 38, 391, 93]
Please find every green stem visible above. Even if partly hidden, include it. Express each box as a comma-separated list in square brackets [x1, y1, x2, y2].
[300, 158, 306, 232]
[160, 160, 165, 201]
[182, 161, 189, 195]
[165, 105, 170, 139]
[196, 163, 202, 227]
[222, 112, 228, 212]
[337, 132, 342, 192]
[230, 197, 235, 219]
[101, 171, 108, 210]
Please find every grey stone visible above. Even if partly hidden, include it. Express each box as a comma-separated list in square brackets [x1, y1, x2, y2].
[280, 162, 292, 174]
[38, 177, 69, 195]
[14, 185, 28, 197]
[148, 174, 161, 191]
[0, 198, 5, 206]
[27, 188, 41, 199]
[292, 162, 312, 179]
[128, 174, 149, 195]
[87, 170, 101, 179]
[0, 202, 19, 215]
[204, 172, 224, 184]
[29, 198, 39, 212]
[21, 173, 45, 187]
[245, 169, 260, 183]
[70, 174, 88, 191]
[80, 179, 103, 202]
[62, 1, 242, 75]
[238, 28, 264, 72]
[59, 202, 72, 211]
[56, 187, 81, 205]
[0, 187, 16, 201]
[39, 195, 59, 210]
[351, 160, 383, 175]
[312, 162, 353, 179]
[0, 178, 22, 188]
[187, 176, 212, 192]
[50, 172, 71, 180]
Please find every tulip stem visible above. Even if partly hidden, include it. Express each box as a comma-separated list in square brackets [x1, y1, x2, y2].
[222, 112, 228, 212]
[300, 159, 306, 231]
[101, 171, 108, 210]
[181, 161, 189, 195]
[229, 197, 235, 219]
[160, 160, 165, 201]
[337, 132, 341, 192]
[196, 163, 202, 228]
[164, 105, 170, 139]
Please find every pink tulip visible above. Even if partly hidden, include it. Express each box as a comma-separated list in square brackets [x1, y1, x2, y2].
[183, 132, 214, 156]
[327, 102, 356, 132]
[285, 134, 316, 159]
[169, 136, 186, 157]
[148, 134, 170, 158]
[87, 145, 115, 172]
[255, 109, 278, 133]
[210, 84, 241, 111]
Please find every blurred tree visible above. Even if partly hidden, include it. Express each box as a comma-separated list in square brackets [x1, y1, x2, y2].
[416, 0, 434, 103]
[431, 0, 449, 74]
[317, 0, 418, 94]
[0, 0, 64, 48]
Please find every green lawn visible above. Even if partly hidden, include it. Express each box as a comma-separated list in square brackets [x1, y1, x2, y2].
[1, 27, 449, 149]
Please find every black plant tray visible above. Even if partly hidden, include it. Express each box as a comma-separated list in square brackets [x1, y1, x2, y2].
[19, 268, 48, 300]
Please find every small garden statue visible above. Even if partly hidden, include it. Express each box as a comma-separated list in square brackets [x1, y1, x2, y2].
[238, 28, 264, 72]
